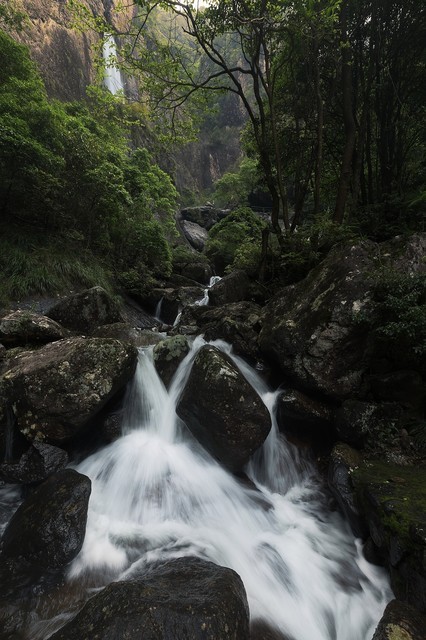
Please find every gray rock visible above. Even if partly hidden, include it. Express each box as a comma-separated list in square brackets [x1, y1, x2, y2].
[153, 335, 190, 388]
[177, 345, 271, 471]
[0, 469, 91, 597]
[1, 337, 137, 443]
[371, 599, 426, 640]
[50, 556, 249, 640]
[334, 400, 403, 448]
[181, 220, 209, 251]
[47, 286, 122, 333]
[0, 310, 65, 346]
[92, 322, 163, 347]
[180, 205, 223, 229]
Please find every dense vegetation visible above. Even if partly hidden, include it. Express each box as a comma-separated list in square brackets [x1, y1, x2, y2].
[0, 29, 177, 305]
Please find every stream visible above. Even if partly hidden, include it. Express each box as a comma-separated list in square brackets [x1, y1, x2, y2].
[2, 337, 393, 639]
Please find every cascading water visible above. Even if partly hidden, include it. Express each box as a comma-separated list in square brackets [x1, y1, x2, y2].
[41, 336, 392, 640]
[103, 34, 124, 95]
[196, 275, 222, 306]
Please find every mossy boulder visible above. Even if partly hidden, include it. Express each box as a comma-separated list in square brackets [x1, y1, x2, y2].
[208, 270, 250, 306]
[50, 557, 249, 640]
[46, 286, 122, 333]
[153, 335, 190, 388]
[1, 337, 137, 443]
[0, 310, 65, 346]
[352, 461, 426, 613]
[372, 599, 426, 640]
[176, 345, 271, 471]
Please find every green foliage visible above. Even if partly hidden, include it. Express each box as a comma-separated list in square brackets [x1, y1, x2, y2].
[371, 270, 426, 356]
[205, 207, 266, 274]
[0, 29, 178, 300]
[213, 157, 259, 208]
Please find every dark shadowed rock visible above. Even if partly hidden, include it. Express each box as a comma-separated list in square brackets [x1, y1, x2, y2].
[276, 389, 334, 445]
[334, 400, 404, 449]
[0, 311, 65, 346]
[251, 620, 292, 640]
[371, 599, 426, 640]
[0, 469, 91, 597]
[208, 270, 250, 306]
[0, 442, 68, 484]
[177, 345, 271, 471]
[2, 337, 137, 443]
[153, 335, 190, 388]
[47, 286, 122, 333]
[180, 205, 223, 229]
[184, 261, 213, 284]
[328, 443, 367, 539]
[92, 322, 163, 347]
[50, 556, 249, 640]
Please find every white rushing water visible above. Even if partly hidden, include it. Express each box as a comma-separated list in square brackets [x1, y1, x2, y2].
[196, 274, 222, 306]
[68, 337, 392, 640]
[103, 34, 124, 95]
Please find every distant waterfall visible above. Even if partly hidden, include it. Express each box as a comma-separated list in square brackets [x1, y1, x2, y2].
[103, 34, 124, 95]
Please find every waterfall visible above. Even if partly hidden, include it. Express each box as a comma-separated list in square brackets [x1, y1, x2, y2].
[103, 34, 124, 95]
[62, 337, 392, 640]
[154, 296, 164, 322]
[196, 274, 222, 306]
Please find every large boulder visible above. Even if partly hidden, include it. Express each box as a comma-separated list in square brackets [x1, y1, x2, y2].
[180, 220, 209, 252]
[1, 337, 137, 443]
[276, 389, 334, 445]
[334, 400, 404, 449]
[153, 335, 190, 388]
[258, 241, 378, 399]
[371, 599, 426, 640]
[47, 286, 122, 333]
[177, 345, 271, 471]
[208, 270, 250, 306]
[0, 310, 65, 346]
[50, 557, 249, 640]
[180, 205, 227, 230]
[0, 469, 91, 597]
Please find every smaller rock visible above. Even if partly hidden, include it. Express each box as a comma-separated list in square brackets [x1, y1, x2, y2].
[209, 270, 250, 306]
[0, 311, 65, 346]
[371, 599, 426, 640]
[46, 286, 122, 333]
[0, 442, 68, 484]
[153, 335, 190, 388]
[276, 389, 334, 445]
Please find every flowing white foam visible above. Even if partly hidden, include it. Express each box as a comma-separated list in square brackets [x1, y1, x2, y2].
[70, 338, 392, 639]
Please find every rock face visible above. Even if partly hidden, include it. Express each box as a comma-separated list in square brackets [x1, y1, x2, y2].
[47, 286, 122, 333]
[153, 335, 190, 388]
[276, 389, 333, 445]
[180, 205, 229, 230]
[180, 219, 209, 252]
[0, 310, 65, 346]
[259, 241, 377, 399]
[0, 469, 91, 597]
[372, 599, 426, 640]
[2, 337, 137, 443]
[177, 345, 271, 471]
[50, 557, 249, 640]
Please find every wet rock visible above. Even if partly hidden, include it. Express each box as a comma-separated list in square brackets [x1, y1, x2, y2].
[92, 322, 163, 347]
[258, 241, 377, 399]
[352, 461, 426, 612]
[177, 345, 271, 471]
[0, 469, 91, 597]
[47, 286, 122, 333]
[328, 443, 367, 538]
[371, 599, 426, 640]
[2, 337, 137, 443]
[208, 270, 250, 306]
[181, 219, 209, 251]
[276, 389, 334, 445]
[153, 335, 190, 388]
[0, 311, 65, 346]
[367, 370, 425, 411]
[50, 556, 249, 640]
[0, 442, 68, 484]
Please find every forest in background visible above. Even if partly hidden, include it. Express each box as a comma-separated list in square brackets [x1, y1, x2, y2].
[0, 0, 425, 305]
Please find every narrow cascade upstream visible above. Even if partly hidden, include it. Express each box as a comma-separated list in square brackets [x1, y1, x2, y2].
[103, 34, 124, 95]
[54, 337, 393, 640]
[196, 274, 222, 306]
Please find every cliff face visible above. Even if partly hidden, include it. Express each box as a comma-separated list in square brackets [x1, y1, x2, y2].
[13, 0, 131, 101]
